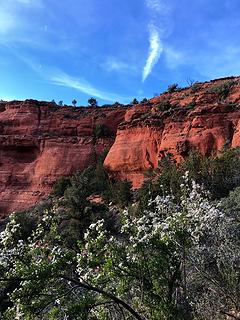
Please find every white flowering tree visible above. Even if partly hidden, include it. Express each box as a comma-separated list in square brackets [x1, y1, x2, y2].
[0, 174, 239, 319]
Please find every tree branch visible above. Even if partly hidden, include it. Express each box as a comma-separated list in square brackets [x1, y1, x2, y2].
[59, 275, 144, 320]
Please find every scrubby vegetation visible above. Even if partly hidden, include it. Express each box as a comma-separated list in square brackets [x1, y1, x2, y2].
[167, 83, 180, 93]
[156, 99, 172, 112]
[207, 80, 237, 101]
[0, 149, 240, 319]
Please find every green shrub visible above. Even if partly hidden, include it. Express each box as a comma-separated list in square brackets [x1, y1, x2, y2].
[104, 180, 132, 208]
[190, 82, 200, 93]
[157, 99, 172, 112]
[94, 123, 109, 138]
[207, 80, 236, 100]
[167, 83, 180, 93]
[131, 98, 139, 105]
[52, 176, 71, 197]
[138, 148, 240, 210]
[64, 167, 95, 212]
[186, 102, 196, 110]
[182, 148, 240, 198]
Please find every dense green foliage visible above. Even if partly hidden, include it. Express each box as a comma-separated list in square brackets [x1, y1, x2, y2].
[88, 98, 98, 107]
[0, 149, 240, 319]
[138, 148, 240, 211]
[52, 176, 71, 197]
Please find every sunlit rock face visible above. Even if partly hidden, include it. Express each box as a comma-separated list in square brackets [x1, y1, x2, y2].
[104, 77, 240, 187]
[1, 76, 240, 215]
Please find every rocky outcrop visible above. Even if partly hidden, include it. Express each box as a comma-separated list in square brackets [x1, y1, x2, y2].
[0, 100, 127, 217]
[104, 77, 240, 187]
[1, 76, 240, 215]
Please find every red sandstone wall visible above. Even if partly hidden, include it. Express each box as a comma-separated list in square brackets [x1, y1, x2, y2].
[104, 77, 240, 187]
[0, 100, 126, 217]
[1, 77, 240, 216]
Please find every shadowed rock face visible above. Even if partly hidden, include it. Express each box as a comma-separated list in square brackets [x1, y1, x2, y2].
[1, 76, 240, 216]
[0, 100, 127, 217]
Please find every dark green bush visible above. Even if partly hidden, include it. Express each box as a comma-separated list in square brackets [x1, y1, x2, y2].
[52, 176, 71, 197]
[13, 199, 53, 240]
[88, 97, 98, 107]
[186, 102, 196, 110]
[131, 98, 139, 105]
[109, 179, 132, 208]
[157, 100, 172, 112]
[167, 83, 179, 93]
[94, 123, 110, 138]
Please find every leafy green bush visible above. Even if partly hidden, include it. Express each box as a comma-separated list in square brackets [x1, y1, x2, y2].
[1, 177, 239, 319]
[138, 148, 240, 210]
[88, 97, 98, 107]
[93, 123, 109, 138]
[110, 179, 132, 208]
[52, 176, 71, 197]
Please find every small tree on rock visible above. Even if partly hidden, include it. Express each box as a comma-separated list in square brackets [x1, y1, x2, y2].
[131, 98, 139, 105]
[88, 97, 98, 107]
[72, 99, 77, 107]
[167, 83, 179, 93]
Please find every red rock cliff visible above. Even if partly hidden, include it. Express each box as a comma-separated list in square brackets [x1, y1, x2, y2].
[1, 76, 240, 216]
[104, 77, 240, 187]
[0, 100, 127, 217]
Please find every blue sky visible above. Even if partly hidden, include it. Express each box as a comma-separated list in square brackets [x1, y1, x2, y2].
[0, 0, 240, 105]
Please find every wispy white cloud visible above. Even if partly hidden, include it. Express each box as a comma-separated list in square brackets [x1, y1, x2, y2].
[145, 0, 170, 14]
[142, 0, 173, 81]
[16, 0, 43, 6]
[164, 46, 185, 69]
[0, 0, 44, 39]
[102, 57, 138, 75]
[48, 70, 130, 103]
[142, 24, 163, 81]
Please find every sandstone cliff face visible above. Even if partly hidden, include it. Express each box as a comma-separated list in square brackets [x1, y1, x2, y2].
[1, 77, 240, 216]
[104, 77, 240, 187]
[0, 100, 126, 217]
